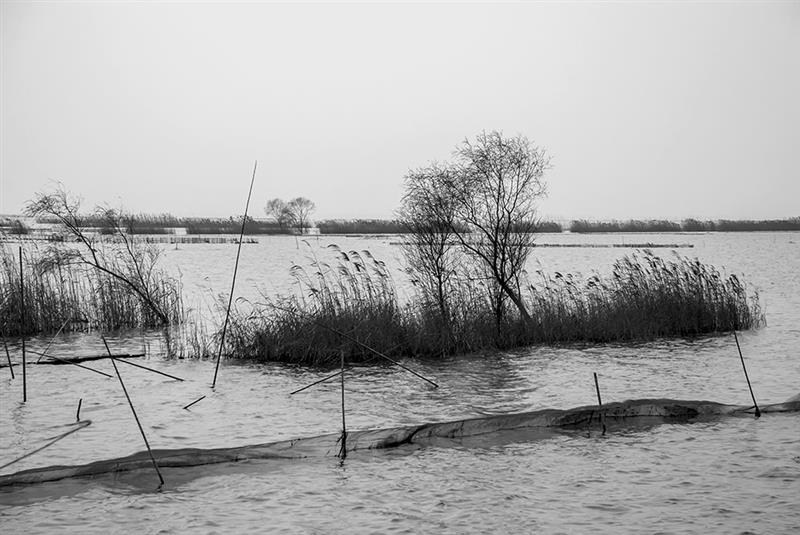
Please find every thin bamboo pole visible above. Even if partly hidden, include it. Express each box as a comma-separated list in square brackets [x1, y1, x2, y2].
[3, 340, 13, 379]
[113, 355, 184, 382]
[19, 247, 26, 402]
[338, 348, 347, 460]
[733, 330, 761, 418]
[290, 370, 343, 395]
[183, 395, 206, 410]
[103, 337, 165, 488]
[594, 372, 606, 435]
[212, 160, 258, 389]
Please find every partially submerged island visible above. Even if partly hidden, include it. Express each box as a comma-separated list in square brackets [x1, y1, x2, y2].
[0, 132, 765, 366]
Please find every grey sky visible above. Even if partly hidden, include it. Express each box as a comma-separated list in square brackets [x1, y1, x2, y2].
[2, 1, 798, 221]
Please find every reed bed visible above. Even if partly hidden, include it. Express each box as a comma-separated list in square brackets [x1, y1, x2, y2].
[220, 248, 763, 365]
[0, 243, 183, 336]
[525, 251, 763, 343]
[224, 245, 409, 365]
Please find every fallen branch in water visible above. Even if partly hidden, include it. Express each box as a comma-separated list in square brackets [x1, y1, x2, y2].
[24, 350, 146, 365]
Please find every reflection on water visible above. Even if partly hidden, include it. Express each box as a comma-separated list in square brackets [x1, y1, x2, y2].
[1, 232, 799, 532]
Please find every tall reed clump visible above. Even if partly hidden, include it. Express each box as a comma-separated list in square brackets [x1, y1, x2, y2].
[1, 186, 184, 337]
[219, 247, 763, 365]
[525, 250, 763, 343]
[223, 245, 407, 365]
[0, 242, 184, 336]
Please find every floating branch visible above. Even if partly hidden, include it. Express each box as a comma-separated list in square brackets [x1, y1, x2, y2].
[27, 350, 145, 365]
[23, 350, 112, 378]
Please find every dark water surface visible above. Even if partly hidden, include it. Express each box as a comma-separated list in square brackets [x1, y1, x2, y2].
[1, 232, 799, 533]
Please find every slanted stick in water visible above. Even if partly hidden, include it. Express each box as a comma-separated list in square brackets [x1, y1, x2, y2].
[733, 330, 761, 418]
[212, 160, 258, 389]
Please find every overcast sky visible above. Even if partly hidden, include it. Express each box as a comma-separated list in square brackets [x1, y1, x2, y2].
[2, 1, 798, 221]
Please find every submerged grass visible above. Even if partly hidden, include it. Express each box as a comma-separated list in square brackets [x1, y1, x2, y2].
[220, 248, 763, 365]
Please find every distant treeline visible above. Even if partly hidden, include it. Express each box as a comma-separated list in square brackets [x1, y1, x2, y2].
[4, 215, 799, 236]
[569, 218, 800, 233]
[315, 219, 565, 234]
[317, 219, 406, 234]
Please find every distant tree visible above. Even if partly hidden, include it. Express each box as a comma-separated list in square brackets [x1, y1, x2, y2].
[9, 219, 29, 235]
[445, 131, 548, 323]
[288, 197, 316, 233]
[265, 197, 316, 234]
[265, 198, 296, 231]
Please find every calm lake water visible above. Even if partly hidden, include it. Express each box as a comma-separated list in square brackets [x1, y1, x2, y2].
[2, 232, 799, 533]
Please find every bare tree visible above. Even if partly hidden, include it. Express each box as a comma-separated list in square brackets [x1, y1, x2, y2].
[288, 197, 316, 234]
[24, 186, 178, 326]
[402, 131, 549, 324]
[398, 163, 458, 321]
[446, 131, 548, 322]
[265, 198, 296, 231]
[265, 197, 316, 234]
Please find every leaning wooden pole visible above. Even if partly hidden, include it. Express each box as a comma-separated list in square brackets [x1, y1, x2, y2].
[594, 372, 606, 435]
[19, 247, 26, 402]
[733, 330, 761, 418]
[338, 348, 347, 460]
[3, 340, 14, 379]
[103, 337, 165, 488]
[212, 160, 257, 389]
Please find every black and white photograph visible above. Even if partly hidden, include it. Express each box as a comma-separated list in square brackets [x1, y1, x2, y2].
[1, 1, 799, 533]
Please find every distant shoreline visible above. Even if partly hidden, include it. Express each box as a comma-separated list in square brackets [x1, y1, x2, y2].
[1, 216, 799, 237]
